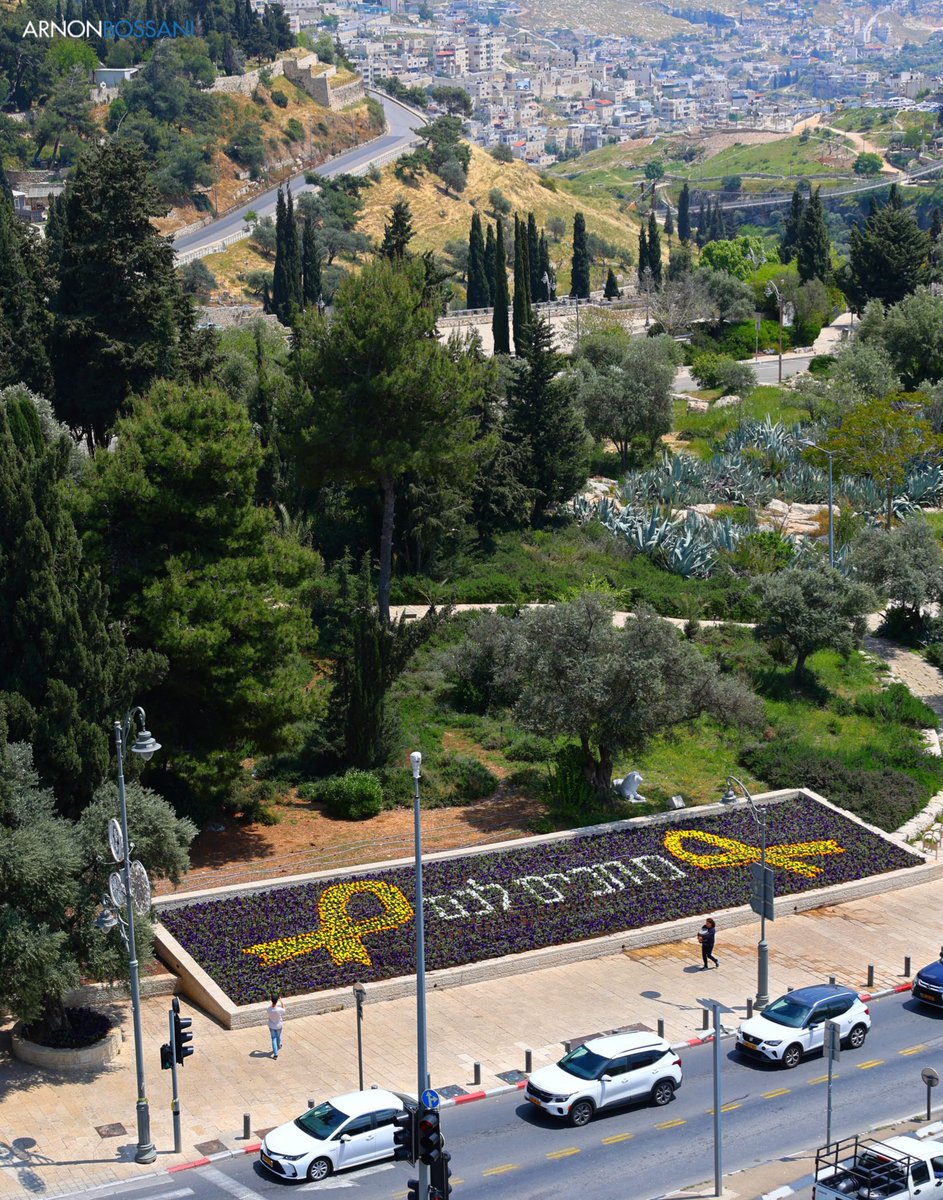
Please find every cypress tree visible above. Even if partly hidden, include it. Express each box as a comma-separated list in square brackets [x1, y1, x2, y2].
[709, 198, 725, 243]
[466, 211, 488, 309]
[512, 214, 534, 356]
[780, 184, 804, 264]
[492, 218, 510, 354]
[796, 186, 830, 283]
[647, 209, 662, 287]
[850, 198, 930, 306]
[931, 205, 943, 242]
[538, 231, 552, 301]
[484, 222, 497, 304]
[284, 185, 302, 313]
[380, 198, 414, 260]
[301, 217, 322, 308]
[696, 198, 707, 247]
[272, 186, 290, 323]
[678, 182, 691, 244]
[888, 183, 903, 210]
[638, 223, 649, 284]
[570, 211, 591, 299]
[527, 210, 541, 299]
[664, 204, 675, 242]
[0, 186, 51, 395]
[603, 267, 621, 299]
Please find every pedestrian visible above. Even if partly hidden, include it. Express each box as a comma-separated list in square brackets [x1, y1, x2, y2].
[698, 918, 719, 969]
[267, 994, 285, 1059]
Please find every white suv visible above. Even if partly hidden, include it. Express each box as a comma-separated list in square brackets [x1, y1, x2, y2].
[524, 1032, 683, 1127]
[736, 984, 871, 1069]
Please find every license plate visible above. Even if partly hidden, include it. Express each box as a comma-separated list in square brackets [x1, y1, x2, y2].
[742, 1040, 757, 1049]
[261, 1153, 274, 1167]
[922, 990, 936, 1001]
[527, 1096, 541, 1107]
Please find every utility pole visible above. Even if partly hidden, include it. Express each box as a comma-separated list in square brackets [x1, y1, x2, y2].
[410, 752, 430, 1200]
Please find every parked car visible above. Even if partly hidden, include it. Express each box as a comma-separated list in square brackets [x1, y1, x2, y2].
[259, 1088, 413, 1182]
[524, 1031, 683, 1127]
[911, 948, 943, 1009]
[736, 983, 870, 1069]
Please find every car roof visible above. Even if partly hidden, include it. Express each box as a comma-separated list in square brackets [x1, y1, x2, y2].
[325, 1089, 406, 1117]
[580, 1032, 670, 1057]
[775, 984, 858, 1004]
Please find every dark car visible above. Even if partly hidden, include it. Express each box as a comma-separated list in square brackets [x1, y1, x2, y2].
[912, 948, 943, 1008]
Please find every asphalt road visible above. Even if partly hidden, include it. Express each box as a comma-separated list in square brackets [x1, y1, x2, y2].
[75, 991, 943, 1200]
[172, 92, 423, 258]
[675, 352, 816, 390]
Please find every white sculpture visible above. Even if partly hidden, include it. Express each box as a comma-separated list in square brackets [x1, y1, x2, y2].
[613, 770, 646, 802]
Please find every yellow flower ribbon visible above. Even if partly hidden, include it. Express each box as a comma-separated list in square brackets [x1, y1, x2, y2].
[663, 829, 845, 879]
[243, 880, 414, 968]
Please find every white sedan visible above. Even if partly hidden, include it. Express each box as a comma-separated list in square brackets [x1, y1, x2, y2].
[259, 1088, 413, 1182]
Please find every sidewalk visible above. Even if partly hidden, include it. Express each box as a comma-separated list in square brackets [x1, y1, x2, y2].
[2, 870, 941, 1199]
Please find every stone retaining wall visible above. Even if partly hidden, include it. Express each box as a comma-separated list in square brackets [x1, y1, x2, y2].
[11, 1023, 123, 1071]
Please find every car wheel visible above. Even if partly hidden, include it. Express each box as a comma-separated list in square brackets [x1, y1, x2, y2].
[782, 1044, 803, 1069]
[568, 1099, 595, 1127]
[306, 1157, 332, 1182]
[847, 1023, 868, 1050]
[651, 1080, 675, 1106]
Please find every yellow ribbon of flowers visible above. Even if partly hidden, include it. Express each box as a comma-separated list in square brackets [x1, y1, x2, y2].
[243, 880, 414, 968]
[663, 829, 845, 879]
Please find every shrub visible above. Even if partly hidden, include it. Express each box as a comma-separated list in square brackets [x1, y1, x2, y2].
[318, 769, 385, 820]
[504, 732, 555, 762]
[690, 352, 732, 389]
[926, 643, 943, 670]
[228, 775, 281, 824]
[285, 117, 304, 142]
[808, 354, 836, 377]
[719, 319, 790, 360]
[716, 358, 757, 397]
[434, 753, 498, 803]
[271, 88, 289, 107]
[854, 682, 939, 729]
[24, 1007, 111, 1049]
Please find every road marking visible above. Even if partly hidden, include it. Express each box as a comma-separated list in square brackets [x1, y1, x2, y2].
[901, 1045, 927, 1056]
[200, 1167, 267, 1199]
[655, 1118, 687, 1129]
[546, 1147, 581, 1159]
[706, 1103, 741, 1114]
[601, 1133, 634, 1145]
[808, 1074, 835, 1084]
[483, 1164, 520, 1176]
[153, 1192, 195, 1199]
[857, 1059, 884, 1070]
[763, 1088, 792, 1099]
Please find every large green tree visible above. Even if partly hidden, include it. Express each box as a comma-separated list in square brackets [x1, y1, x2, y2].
[779, 184, 805, 265]
[849, 198, 929, 307]
[796, 187, 830, 284]
[48, 141, 192, 452]
[492, 219, 511, 354]
[677, 182, 691, 244]
[466, 210, 489, 309]
[0, 182, 51, 395]
[512, 213, 533, 356]
[0, 386, 143, 814]
[851, 518, 943, 628]
[291, 256, 483, 621]
[77, 381, 317, 808]
[570, 211, 591, 299]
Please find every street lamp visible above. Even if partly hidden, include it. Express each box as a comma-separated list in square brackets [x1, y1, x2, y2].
[410, 751, 431, 1200]
[352, 982, 366, 1091]
[100, 707, 161, 1165]
[541, 269, 551, 303]
[765, 280, 784, 384]
[800, 438, 836, 569]
[722, 775, 770, 1008]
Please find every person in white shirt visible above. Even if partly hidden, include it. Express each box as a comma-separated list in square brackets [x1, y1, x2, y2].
[267, 994, 285, 1058]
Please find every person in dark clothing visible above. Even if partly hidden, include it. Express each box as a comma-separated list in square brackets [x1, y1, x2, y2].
[698, 918, 718, 969]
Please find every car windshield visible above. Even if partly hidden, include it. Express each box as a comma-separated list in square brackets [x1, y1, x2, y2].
[295, 1102, 349, 1140]
[557, 1045, 609, 1080]
[762, 996, 813, 1028]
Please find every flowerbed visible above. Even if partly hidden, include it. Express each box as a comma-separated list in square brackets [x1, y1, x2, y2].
[160, 797, 919, 1005]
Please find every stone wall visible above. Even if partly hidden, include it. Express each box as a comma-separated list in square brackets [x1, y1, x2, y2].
[210, 59, 285, 95]
[283, 56, 364, 110]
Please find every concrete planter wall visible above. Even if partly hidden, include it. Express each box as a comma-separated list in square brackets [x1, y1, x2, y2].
[11, 1022, 122, 1071]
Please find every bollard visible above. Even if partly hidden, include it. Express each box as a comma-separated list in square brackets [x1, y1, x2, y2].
[787, 985, 793, 992]
[867, 963, 875, 989]
[525, 1049, 533, 1074]
[564, 1040, 571, 1054]
[243, 1113, 251, 1140]
[473, 1061, 481, 1086]
[746, 998, 754, 1019]
[829, 975, 836, 985]
[905, 955, 912, 977]
[657, 1018, 665, 1039]
[702, 1008, 710, 1031]
[308, 1098, 315, 1110]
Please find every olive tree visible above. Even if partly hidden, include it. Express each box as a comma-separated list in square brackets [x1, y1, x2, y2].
[851, 518, 943, 627]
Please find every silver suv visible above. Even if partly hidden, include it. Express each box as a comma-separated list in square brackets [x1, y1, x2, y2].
[524, 1032, 683, 1127]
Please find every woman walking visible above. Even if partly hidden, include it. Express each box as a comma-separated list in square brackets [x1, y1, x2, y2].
[698, 918, 719, 969]
[267, 994, 285, 1058]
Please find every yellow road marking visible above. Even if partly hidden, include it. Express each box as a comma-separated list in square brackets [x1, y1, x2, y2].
[809, 1074, 832, 1084]
[483, 1164, 520, 1176]
[601, 1133, 635, 1145]
[900, 1045, 926, 1056]
[655, 1117, 687, 1129]
[763, 1088, 791, 1099]
[546, 1147, 581, 1159]
[857, 1059, 883, 1070]
[706, 1103, 741, 1114]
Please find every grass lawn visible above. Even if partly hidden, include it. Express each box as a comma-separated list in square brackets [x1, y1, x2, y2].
[685, 135, 855, 180]
[672, 384, 811, 456]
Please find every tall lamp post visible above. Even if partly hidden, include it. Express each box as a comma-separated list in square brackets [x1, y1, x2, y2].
[352, 982, 366, 1091]
[800, 438, 836, 568]
[98, 707, 161, 1164]
[722, 776, 770, 1008]
[410, 752, 430, 1200]
[765, 280, 784, 384]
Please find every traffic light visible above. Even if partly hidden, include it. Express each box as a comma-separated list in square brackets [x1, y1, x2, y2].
[393, 1108, 417, 1164]
[430, 1149, 452, 1200]
[160, 1043, 173, 1071]
[172, 997, 194, 1065]
[418, 1109, 442, 1166]
[406, 1180, 420, 1200]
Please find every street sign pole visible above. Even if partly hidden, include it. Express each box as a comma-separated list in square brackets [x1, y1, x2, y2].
[922, 1066, 940, 1123]
[169, 1007, 182, 1154]
[824, 1019, 841, 1147]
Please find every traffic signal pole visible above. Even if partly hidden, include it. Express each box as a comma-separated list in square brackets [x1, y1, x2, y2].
[168, 1007, 182, 1153]
[410, 752, 430, 1200]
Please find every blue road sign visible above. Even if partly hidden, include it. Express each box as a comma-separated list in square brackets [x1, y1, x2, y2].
[421, 1089, 440, 1110]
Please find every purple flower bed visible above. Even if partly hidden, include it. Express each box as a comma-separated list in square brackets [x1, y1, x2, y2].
[160, 796, 919, 1005]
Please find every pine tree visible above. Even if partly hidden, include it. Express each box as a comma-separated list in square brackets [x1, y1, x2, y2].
[677, 182, 691, 244]
[301, 217, 321, 308]
[512, 215, 534, 356]
[780, 184, 804, 264]
[603, 267, 621, 299]
[484, 222, 497, 305]
[538, 231, 552, 301]
[527, 210, 541, 300]
[0, 186, 51, 395]
[638, 224, 649, 284]
[850, 198, 930, 306]
[647, 209, 663, 287]
[888, 183, 903, 210]
[796, 186, 830, 283]
[466, 211, 488, 309]
[570, 211, 591, 299]
[380, 198, 414, 260]
[492, 218, 511, 354]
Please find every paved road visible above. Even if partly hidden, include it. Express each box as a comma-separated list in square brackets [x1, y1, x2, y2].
[72, 990, 943, 1200]
[675, 352, 817, 390]
[173, 92, 423, 258]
